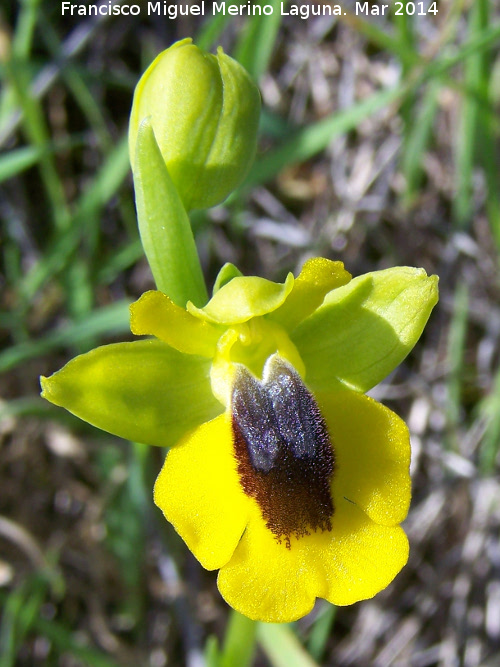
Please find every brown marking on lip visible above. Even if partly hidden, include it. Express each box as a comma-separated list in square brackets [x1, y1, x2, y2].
[231, 357, 334, 547]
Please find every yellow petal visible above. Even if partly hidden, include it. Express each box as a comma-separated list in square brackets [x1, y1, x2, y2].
[217, 499, 408, 622]
[154, 414, 250, 570]
[187, 273, 295, 324]
[130, 290, 220, 357]
[217, 502, 320, 622]
[317, 500, 409, 606]
[318, 390, 411, 526]
[271, 258, 351, 331]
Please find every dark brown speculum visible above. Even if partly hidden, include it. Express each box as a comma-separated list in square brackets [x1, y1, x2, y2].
[231, 356, 335, 547]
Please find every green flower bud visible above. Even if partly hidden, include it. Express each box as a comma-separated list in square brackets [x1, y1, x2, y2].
[129, 38, 261, 211]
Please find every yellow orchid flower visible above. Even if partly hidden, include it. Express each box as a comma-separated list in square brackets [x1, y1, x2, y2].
[41, 258, 438, 622]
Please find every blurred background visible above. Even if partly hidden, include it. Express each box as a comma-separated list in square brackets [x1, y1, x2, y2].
[1, 0, 500, 665]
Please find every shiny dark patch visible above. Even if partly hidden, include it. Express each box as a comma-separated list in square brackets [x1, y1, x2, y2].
[231, 356, 334, 547]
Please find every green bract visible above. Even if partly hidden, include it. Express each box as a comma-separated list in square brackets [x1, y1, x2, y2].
[129, 38, 261, 211]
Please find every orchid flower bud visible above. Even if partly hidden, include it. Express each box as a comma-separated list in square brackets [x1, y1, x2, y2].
[129, 38, 261, 211]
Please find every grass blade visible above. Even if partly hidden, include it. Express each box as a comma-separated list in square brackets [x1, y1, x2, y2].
[257, 623, 319, 667]
[402, 79, 440, 205]
[0, 300, 131, 373]
[307, 604, 336, 662]
[445, 282, 469, 450]
[4, 59, 70, 231]
[235, 0, 283, 80]
[479, 368, 500, 474]
[196, 12, 233, 50]
[220, 611, 256, 667]
[247, 85, 403, 186]
[453, 0, 490, 227]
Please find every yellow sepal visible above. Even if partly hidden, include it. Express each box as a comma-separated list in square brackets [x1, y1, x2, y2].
[130, 290, 220, 357]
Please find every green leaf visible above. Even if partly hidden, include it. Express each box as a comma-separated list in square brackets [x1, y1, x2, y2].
[292, 267, 439, 393]
[41, 339, 222, 448]
[205, 635, 222, 667]
[220, 611, 256, 667]
[257, 623, 319, 667]
[133, 119, 208, 307]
